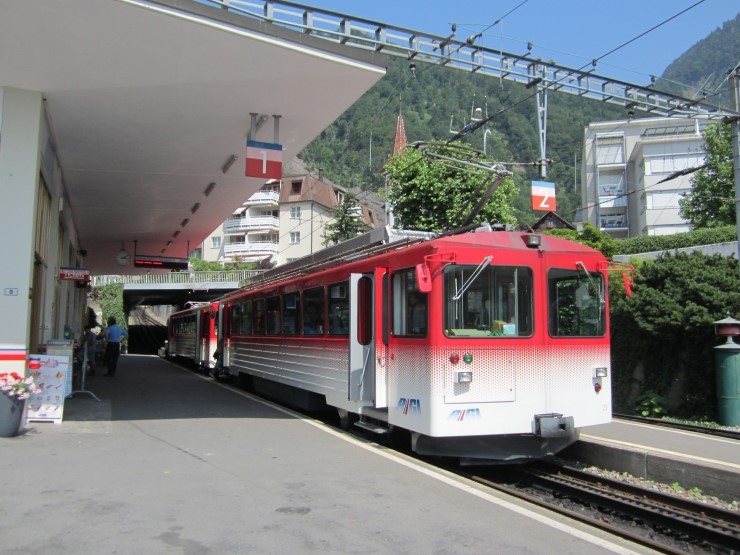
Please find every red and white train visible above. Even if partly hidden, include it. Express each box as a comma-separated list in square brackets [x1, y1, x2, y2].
[167, 300, 220, 371]
[168, 225, 623, 463]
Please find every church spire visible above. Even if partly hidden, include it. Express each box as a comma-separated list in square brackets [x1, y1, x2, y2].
[392, 111, 407, 156]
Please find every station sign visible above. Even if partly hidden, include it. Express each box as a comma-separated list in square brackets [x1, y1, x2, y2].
[134, 255, 189, 270]
[59, 267, 90, 281]
[246, 140, 283, 180]
[531, 180, 557, 212]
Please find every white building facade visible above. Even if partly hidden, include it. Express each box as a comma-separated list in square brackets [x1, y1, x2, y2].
[197, 171, 384, 267]
[581, 117, 708, 238]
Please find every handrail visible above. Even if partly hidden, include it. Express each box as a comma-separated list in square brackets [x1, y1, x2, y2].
[92, 270, 263, 286]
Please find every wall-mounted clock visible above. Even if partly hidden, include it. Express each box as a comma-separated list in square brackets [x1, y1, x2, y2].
[116, 250, 130, 266]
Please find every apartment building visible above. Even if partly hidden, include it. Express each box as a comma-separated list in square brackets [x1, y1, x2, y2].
[197, 162, 383, 266]
[581, 116, 709, 238]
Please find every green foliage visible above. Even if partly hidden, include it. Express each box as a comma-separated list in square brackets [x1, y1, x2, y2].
[545, 223, 616, 258]
[188, 257, 257, 271]
[678, 122, 735, 228]
[610, 252, 740, 418]
[92, 283, 127, 332]
[636, 391, 666, 417]
[322, 191, 369, 246]
[613, 225, 737, 256]
[383, 141, 518, 232]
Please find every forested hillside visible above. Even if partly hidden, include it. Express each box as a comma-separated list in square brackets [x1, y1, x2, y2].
[661, 13, 739, 103]
[298, 14, 739, 226]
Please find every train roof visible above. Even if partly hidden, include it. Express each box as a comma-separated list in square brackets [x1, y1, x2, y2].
[221, 225, 605, 298]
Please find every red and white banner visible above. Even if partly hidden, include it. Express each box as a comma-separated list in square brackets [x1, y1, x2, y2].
[531, 180, 557, 212]
[246, 140, 283, 180]
[58, 267, 90, 281]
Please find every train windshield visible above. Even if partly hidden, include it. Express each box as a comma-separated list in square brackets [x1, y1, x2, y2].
[548, 268, 606, 337]
[443, 264, 533, 337]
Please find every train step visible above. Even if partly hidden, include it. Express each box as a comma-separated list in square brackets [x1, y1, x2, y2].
[354, 420, 388, 435]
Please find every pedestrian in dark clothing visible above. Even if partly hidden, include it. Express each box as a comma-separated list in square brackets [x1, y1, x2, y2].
[103, 317, 127, 376]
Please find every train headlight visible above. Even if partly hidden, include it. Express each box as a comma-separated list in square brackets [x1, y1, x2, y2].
[454, 370, 473, 384]
[594, 367, 608, 377]
[449, 353, 460, 364]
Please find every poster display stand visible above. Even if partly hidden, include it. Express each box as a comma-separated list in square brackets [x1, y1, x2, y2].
[26, 354, 69, 423]
[45, 339, 74, 397]
[71, 350, 100, 402]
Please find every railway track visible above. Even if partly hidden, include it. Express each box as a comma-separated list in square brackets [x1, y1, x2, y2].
[460, 461, 740, 554]
[614, 413, 740, 440]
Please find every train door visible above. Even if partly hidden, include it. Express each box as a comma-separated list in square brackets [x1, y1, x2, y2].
[217, 303, 229, 369]
[197, 308, 210, 368]
[349, 273, 375, 402]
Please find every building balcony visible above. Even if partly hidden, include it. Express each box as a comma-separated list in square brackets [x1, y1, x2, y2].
[223, 215, 279, 235]
[223, 241, 279, 258]
[599, 216, 627, 229]
[244, 191, 279, 206]
[597, 195, 628, 208]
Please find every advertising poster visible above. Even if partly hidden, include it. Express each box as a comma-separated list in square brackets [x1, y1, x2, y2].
[26, 354, 69, 423]
[46, 339, 74, 397]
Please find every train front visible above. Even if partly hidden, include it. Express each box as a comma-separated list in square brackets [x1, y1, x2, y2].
[386, 231, 612, 463]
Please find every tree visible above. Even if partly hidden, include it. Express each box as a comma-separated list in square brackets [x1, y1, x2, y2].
[382, 141, 518, 232]
[610, 252, 740, 418]
[545, 223, 617, 258]
[678, 122, 735, 228]
[322, 191, 369, 246]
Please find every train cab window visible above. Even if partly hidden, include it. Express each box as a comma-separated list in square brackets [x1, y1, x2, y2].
[548, 268, 606, 337]
[391, 268, 427, 337]
[283, 293, 299, 335]
[253, 299, 266, 335]
[266, 296, 281, 335]
[328, 282, 349, 336]
[303, 287, 324, 336]
[443, 264, 533, 338]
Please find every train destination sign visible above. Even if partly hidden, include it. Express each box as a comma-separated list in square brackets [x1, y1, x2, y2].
[134, 255, 189, 270]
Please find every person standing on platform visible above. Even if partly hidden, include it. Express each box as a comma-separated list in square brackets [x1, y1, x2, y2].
[103, 316, 127, 376]
[83, 325, 97, 375]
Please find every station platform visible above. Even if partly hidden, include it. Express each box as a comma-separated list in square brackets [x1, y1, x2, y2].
[564, 415, 740, 502]
[0, 355, 724, 555]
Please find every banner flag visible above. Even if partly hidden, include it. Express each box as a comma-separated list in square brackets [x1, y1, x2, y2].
[531, 180, 557, 211]
[246, 140, 283, 179]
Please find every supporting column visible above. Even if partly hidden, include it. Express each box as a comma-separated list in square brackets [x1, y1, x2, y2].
[0, 87, 43, 374]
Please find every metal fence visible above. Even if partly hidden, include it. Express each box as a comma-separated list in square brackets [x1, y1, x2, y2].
[92, 270, 262, 287]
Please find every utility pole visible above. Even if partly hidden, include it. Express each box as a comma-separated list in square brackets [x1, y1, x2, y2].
[731, 66, 740, 270]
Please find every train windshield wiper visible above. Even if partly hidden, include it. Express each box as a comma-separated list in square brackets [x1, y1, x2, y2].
[453, 255, 493, 300]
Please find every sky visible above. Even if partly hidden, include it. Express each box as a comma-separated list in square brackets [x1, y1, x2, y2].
[302, 0, 738, 90]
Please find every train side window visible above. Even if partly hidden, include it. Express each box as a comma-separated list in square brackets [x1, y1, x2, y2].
[266, 296, 281, 335]
[328, 282, 349, 336]
[303, 287, 324, 336]
[357, 276, 373, 346]
[230, 305, 241, 335]
[253, 299, 266, 335]
[548, 268, 605, 337]
[241, 301, 254, 335]
[283, 293, 299, 335]
[391, 268, 427, 337]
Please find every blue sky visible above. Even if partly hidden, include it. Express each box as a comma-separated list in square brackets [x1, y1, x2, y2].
[305, 0, 737, 89]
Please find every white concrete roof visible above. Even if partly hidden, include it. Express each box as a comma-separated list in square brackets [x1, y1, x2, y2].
[0, 0, 386, 275]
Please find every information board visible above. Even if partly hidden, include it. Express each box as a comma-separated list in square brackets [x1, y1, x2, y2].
[26, 354, 69, 423]
[46, 339, 74, 396]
